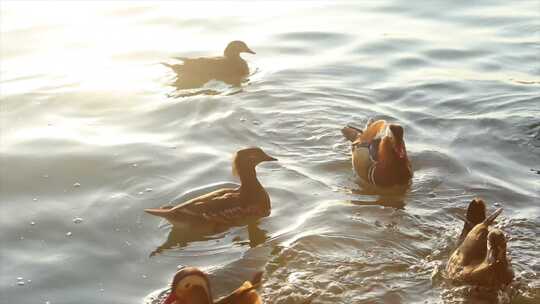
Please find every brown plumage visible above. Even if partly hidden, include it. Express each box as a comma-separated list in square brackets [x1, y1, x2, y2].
[163, 40, 255, 89]
[144, 147, 276, 226]
[341, 119, 412, 187]
[446, 204, 514, 287]
[162, 267, 263, 304]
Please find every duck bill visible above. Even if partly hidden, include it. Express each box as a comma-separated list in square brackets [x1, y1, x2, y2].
[163, 292, 177, 304]
[264, 155, 277, 162]
[483, 208, 503, 225]
[245, 47, 256, 54]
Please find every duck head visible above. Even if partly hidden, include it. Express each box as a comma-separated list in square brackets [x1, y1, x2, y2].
[163, 267, 213, 304]
[232, 147, 277, 177]
[387, 124, 407, 159]
[459, 198, 487, 242]
[486, 228, 508, 265]
[224, 41, 255, 58]
[460, 208, 503, 264]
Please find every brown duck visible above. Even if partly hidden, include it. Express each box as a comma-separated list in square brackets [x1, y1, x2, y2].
[446, 201, 514, 287]
[145, 147, 276, 226]
[163, 40, 255, 89]
[342, 119, 412, 187]
[162, 267, 263, 304]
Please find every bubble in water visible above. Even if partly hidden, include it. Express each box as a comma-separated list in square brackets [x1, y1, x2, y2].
[72, 217, 83, 224]
[141, 274, 147, 279]
[33, 198, 38, 201]
[132, 163, 138, 167]
[17, 281, 25, 286]
[73, 182, 81, 187]
[66, 232, 72, 237]
[30, 221, 36, 226]
[17, 277, 23, 281]
[145, 187, 153, 192]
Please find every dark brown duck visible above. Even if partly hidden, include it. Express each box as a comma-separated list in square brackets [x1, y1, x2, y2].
[163, 40, 255, 89]
[446, 202, 514, 287]
[144, 147, 276, 227]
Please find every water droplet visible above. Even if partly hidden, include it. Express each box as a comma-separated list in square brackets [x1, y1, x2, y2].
[494, 202, 501, 207]
[73, 182, 81, 187]
[17, 281, 25, 286]
[252, 120, 261, 125]
[141, 274, 147, 279]
[145, 187, 153, 192]
[99, 288, 105, 292]
[45, 301, 51, 304]
[33, 198, 38, 201]
[138, 191, 143, 195]
[30, 221, 36, 226]
[240, 117, 247, 122]
[132, 163, 138, 167]
[73, 217, 83, 224]
[27, 279, 31, 283]
[19, 236, 25, 240]
[17, 277, 23, 281]
[66, 232, 72, 237]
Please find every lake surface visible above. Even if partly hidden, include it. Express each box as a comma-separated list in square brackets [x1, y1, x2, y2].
[1, 1, 539, 303]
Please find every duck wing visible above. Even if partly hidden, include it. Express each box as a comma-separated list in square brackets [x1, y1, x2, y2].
[214, 272, 263, 304]
[145, 188, 260, 224]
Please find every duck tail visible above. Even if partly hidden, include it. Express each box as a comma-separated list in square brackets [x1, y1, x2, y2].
[144, 208, 171, 218]
[341, 125, 363, 142]
[483, 208, 503, 225]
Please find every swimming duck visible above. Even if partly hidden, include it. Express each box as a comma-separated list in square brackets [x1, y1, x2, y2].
[162, 267, 263, 304]
[145, 147, 276, 227]
[446, 206, 514, 287]
[458, 198, 487, 245]
[341, 119, 412, 187]
[163, 40, 255, 89]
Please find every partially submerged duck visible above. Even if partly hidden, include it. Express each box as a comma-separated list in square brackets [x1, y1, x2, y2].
[341, 119, 412, 187]
[145, 147, 276, 227]
[446, 202, 514, 287]
[163, 40, 255, 89]
[162, 267, 263, 304]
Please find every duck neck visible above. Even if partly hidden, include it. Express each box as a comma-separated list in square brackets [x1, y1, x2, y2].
[237, 164, 262, 191]
[224, 49, 241, 60]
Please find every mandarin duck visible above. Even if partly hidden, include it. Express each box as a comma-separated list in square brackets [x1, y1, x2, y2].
[162, 267, 263, 304]
[342, 119, 412, 187]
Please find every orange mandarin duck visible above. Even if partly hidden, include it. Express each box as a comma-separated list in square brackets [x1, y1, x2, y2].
[145, 147, 276, 227]
[342, 119, 412, 187]
[446, 201, 514, 287]
[162, 267, 263, 304]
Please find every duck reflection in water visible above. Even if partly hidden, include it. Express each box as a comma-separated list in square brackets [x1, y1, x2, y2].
[145, 147, 275, 256]
[150, 222, 268, 257]
[162, 40, 255, 96]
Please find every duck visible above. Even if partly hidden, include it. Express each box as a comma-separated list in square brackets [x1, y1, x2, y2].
[162, 267, 263, 304]
[163, 40, 255, 89]
[145, 147, 277, 227]
[446, 203, 514, 287]
[458, 198, 487, 245]
[341, 119, 412, 187]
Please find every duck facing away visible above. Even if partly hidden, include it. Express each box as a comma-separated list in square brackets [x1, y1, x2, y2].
[145, 147, 276, 227]
[342, 119, 412, 187]
[162, 267, 263, 304]
[163, 40, 255, 89]
[446, 203, 514, 287]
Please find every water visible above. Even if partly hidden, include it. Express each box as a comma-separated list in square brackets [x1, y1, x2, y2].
[1, 1, 539, 303]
